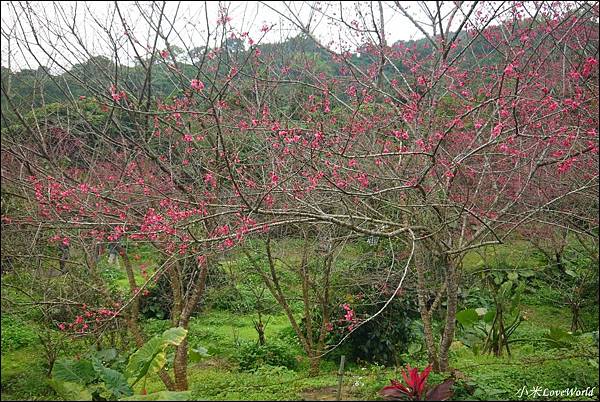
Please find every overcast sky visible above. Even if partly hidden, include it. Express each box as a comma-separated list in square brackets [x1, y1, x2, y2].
[1, 1, 469, 72]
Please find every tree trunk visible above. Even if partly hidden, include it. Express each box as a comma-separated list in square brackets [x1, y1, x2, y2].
[438, 257, 459, 372]
[168, 261, 183, 326]
[59, 244, 69, 271]
[555, 251, 564, 272]
[257, 324, 266, 346]
[169, 257, 210, 391]
[173, 338, 189, 391]
[255, 312, 266, 346]
[121, 248, 176, 391]
[415, 247, 439, 371]
[570, 302, 581, 332]
[308, 353, 320, 377]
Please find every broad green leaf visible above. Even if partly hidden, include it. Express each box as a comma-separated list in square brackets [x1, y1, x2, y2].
[407, 342, 422, 354]
[95, 348, 118, 363]
[483, 309, 496, 323]
[48, 379, 93, 401]
[492, 272, 504, 285]
[546, 326, 574, 342]
[565, 269, 577, 278]
[119, 390, 191, 401]
[87, 383, 113, 400]
[125, 327, 187, 386]
[507, 272, 518, 281]
[544, 326, 576, 348]
[519, 270, 535, 277]
[92, 360, 133, 398]
[456, 309, 479, 327]
[161, 327, 187, 346]
[52, 359, 96, 385]
[126, 336, 166, 386]
[189, 346, 211, 362]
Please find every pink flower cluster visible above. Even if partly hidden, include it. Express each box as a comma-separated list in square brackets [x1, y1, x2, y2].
[109, 85, 127, 102]
[341, 303, 358, 331]
[582, 57, 598, 78]
[50, 234, 71, 247]
[190, 79, 205, 91]
[56, 304, 119, 334]
[393, 130, 410, 140]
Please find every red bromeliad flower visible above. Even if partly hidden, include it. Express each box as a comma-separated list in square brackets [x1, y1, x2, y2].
[380, 365, 453, 401]
[382, 364, 431, 400]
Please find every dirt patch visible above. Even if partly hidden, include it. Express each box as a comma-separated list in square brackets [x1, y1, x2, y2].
[300, 386, 355, 401]
[192, 357, 234, 370]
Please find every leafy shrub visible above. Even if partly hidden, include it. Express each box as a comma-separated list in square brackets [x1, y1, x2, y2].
[49, 327, 190, 401]
[184, 319, 231, 356]
[235, 340, 297, 371]
[325, 298, 420, 365]
[138, 276, 174, 320]
[204, 285, 254, 313]
[1, 316, 38, 352]
[274, 325, 302, 348]
[459, 285, 493, 310]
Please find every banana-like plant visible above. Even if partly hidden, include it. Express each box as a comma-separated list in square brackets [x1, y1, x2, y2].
[457, 270, 525, 356]
[49, 327, 190, 401]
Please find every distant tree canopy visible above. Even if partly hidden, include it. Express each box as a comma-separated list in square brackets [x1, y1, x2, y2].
[1, 31, 515, 120]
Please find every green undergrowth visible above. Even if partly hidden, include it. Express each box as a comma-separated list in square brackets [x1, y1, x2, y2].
[2, 239, 598, 401]
[450, 348, 599, 400]
[1, 346, 61, 401]
[462, 240, 546, 272]
[2, 305, 598, 401]
[143, 311, 300, 360]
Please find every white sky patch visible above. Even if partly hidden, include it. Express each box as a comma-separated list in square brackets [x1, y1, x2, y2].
[1, 1, 475, 72]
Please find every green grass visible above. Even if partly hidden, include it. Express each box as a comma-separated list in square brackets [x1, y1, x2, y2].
[1, 346, 60, 401]
[2, 239, 598, 401]
[185, 311, 301, 359]
[132, 303, 599, 401]
[133, 365, 342, 401]
[449, 347, 599, 401]
[519, 304, 573, 334]
[462, 240, 546, 272]
[1, 316, 39, 352]
[189, 366, 338, 400]
[2, 304, 598, 401]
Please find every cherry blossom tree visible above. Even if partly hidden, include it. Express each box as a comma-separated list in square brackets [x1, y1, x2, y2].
[2, 1, 598, 383]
